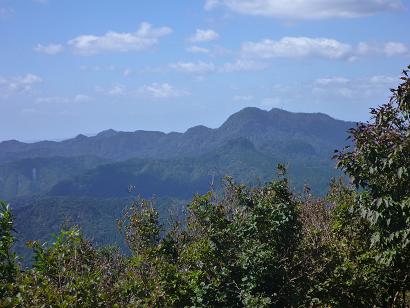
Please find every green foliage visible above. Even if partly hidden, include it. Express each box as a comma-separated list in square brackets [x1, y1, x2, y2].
[318, 182, 389, 306]
[8, 228, 129, 307]
[336, 65, 410, 303]
[178, 176, 301, 306]
[0, 175, 305, 307]
[10, 139, 339, 262]
[118, 198, 161, 255]
[0, 200, 18, 299]
[0, 175, 409, 306]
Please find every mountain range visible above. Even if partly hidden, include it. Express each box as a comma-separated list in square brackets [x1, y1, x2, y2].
[0, 107, 355, 260]
[0, 107, 351, 162]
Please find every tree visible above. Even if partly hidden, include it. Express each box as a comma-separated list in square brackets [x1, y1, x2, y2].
[336, 65, 410, 305]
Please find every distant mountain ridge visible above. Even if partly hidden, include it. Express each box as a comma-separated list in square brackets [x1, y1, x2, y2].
[0, 107, 354, 163]
[1, 107, 356, 262]
[0, 107, 355, 201]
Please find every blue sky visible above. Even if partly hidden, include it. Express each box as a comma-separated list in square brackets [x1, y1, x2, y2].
[0, 0, 409, 141]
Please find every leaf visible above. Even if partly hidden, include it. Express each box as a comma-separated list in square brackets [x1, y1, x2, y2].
[370, 232, 380, 247]
[397, 167, 404, 179]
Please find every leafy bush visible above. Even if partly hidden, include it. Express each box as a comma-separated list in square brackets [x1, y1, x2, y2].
[336, 65, 410, 305]
[0, 200, 18, 301]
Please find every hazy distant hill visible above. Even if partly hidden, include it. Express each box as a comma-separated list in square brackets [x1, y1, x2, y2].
[12, 196, 187, 263]
[48, 137, 337, 199]
[0, 108, 354, 163]
[0, 156, 109, 199]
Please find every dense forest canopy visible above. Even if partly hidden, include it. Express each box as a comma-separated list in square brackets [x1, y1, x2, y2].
[1, 65, 409, 307]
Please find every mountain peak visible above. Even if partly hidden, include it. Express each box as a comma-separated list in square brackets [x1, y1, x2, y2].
[0, 139, 23, 145]
[96, 129, 118, 138]
[185, 125, 212, 135]
[75, 134, 88, 140]
[269, 107, 336, 121]
[220, 107, 270, 131]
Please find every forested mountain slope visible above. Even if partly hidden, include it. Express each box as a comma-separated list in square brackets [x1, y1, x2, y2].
[0, 107, 354, 261]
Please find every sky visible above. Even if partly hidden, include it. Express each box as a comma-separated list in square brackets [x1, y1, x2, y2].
[0, 0, 409, 142]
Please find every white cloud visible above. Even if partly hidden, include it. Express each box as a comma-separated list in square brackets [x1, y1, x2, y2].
[79, 65, 119, 72]
[241, 37, 353, 60]
[186, 45, 232, 57]
[250, 74, 400, 116]
[187, 45, 210, 54]
[35, 94, 92, 104]
[311, 75, 399, 100]
[168, 59, 267, 75]
[205, 0, 404, 19]
[95, 84, 127, 96]
[68, 22, 172, 55]
[123, 68, 132, 77]
[189, 29, 219, 43]
[96, 83, 188, 99]
[383, 42, 409, 56]
[74, 94, 92, 102]
[369, 75, 398, 84]
[220, 59, 268, 72]
[204, 0, 220, 10]
[36, 96, 68, 104]
[18, 74, 42, 85]
[138, 83, 189, 99]
[357, 42, 377, 55]
[107, 84, 126, 96]
[357, 41, 409, 57]
[241, 38, 408, 61]
[169, 61, 216, 74]
[0, 74, 42, 95]
[34, 43, 64, 55]
[326, 75, 397, 87]
[315, 77, 350, 86]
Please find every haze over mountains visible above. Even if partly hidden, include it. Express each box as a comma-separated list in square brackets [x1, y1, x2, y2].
[0, 107, 355, 258]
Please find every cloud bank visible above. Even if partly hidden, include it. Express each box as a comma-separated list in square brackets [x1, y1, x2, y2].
[241, 37, 409, 60]
[188, 29, 219, 43]
[34, 43, 64, 55]
[205, 0, 404, 19]
[67, 22, 172, 55]
[0, 73, 42, 95]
